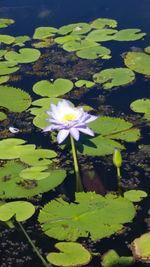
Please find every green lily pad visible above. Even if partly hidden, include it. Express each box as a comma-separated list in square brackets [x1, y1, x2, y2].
[0, 85, 32, 112]
[76, 45, 111, 59]
[0, 160, 66, 199]
[20, 148, 57, 166]
[55, 35, 81, 44]
[144, 46, 150, 54]
[33, 79, 73, 97]
[0, 111, 7, 121]
[0, 18, 15, 28]
[102, 249, 133, 267]
[47, 242, 92, 267]
[75, 80, 95, 88]
[63, 39, 99, 52]
[124, 190, 147, 202]
[0, 75, 9, 84]
[33, 26, 58, 39]
[19, 166, 50, 180]
[39, 192, 136, 241]
[93, 68, 135, 89]
[124, 52, 150, 76]
[58, 23, 91, 35]
[0, 34, 15, 44]
[131, 233, 150, 263]
[90, 18, 117, 29]
[0, 61, 19, 75]
[5, 48, 41, 63]
[0, 201, 35, 221]
[13, 35, 30, 47]
[0, 139, 35, 160]
[86, 29, 118, 42]
[0, 50, 7, 58]
[130, 99, 150, 120]
[113, 29, 146, 41]
[80, 116, 140, 156]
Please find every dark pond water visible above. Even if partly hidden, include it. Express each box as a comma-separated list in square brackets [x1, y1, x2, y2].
[0, 0, 150, 267]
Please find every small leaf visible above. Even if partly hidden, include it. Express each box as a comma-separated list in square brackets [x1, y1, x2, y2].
[0, 201, 35, 221]
[131, 233, 150, 263]
[75, 80, 95, 88]
[0, 18, 15, 28]
[130, 99, 150, 121]
[0, 61, 19, 75]
[33, 26, 58, 39]
[90, 18, 117, 29]
[33, 79, 73, 97]
[102, 249, 133, 267]
[5, 48, 41, 63]
[124, 52, 150, 76]
[86, 29, 117, 42]
[93, 68, 135, 89]
[58, 23, 91, 35]
[0, 34, 15, 44]
[76, 45, 111, 59]
[47, 242, 92, 266]
[124, 190, 147, 202]
[0, 85, 32, 112]
[113, 29, 146, 41]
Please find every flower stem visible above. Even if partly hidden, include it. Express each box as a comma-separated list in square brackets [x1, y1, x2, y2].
[17, 221, 49, 267]
[70, 135, 83, 192]
[117, 167, 123, 196]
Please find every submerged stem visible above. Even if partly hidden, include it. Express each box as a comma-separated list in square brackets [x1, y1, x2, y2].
[70, 135, 83, 192]
[17, 221, 49, 267]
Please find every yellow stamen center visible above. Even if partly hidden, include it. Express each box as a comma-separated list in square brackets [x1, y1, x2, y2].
[63, 113, 76, 121]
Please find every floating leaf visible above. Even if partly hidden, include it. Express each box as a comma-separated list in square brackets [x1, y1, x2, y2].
[124, 190, 147, 202]
[0, 61, 19, 75]
[39, 192, 136, 241]
[86, 29, 117, 42]
[0, 50, 7, 58]
[0, 34, 15, 44]
[93, 68, 135, 89]
[75, 80, 95, 88]
[0, 111, 7, 121]
[130, 99, 150, 120]
[55, 35, 81, 44]
[5, 48, 41, 63]
[113, 29, 146, 41]
[0, 160, 66, 199]
[0, 85, 32, 112]
[19, 166, 50, 180]
[0, 75, 9, 84]
[47, 242, 92, 267]
[13, 35, 30, 46]
[0, 138, 35, 160]
[20, 148, 57, 166]
[33, 79, 73, 97]
[58, 23, 91, 35]
[0, 201, 35, 221]
[79, 116, 140, 156]
[63, 40, 99, 52]
[144, 46, 150, 54]
[0, 18, 15, 28]
[131, 233, 150, 263]
[124, 52, 150, 76]
[77, 45, 111, 59]
[90, 18, 117, 29]
[33, 26, 58, 39]
[101, 249, 133, 267]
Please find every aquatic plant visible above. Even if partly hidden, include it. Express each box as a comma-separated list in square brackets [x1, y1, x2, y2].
[43, 100, 97, 191]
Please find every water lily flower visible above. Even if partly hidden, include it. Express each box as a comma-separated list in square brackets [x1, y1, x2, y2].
[43, 100, 97, 144]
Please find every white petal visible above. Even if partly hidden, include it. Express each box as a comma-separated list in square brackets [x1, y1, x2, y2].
[43, 125, 53, 132]
[78, 127, 94, 136]
[85, 115, 98, 123]
[70, 128, 80, 141]
[57, 129, 69, 144]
